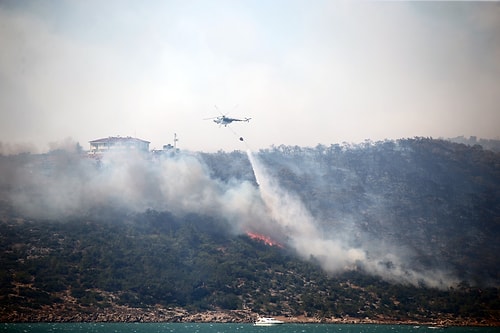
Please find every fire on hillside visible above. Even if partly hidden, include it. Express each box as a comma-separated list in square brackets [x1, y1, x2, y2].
[246, 231, 284, 248]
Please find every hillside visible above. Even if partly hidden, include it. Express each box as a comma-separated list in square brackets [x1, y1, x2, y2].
[0, 138, 499, 324]
[202, 138, 500, 286]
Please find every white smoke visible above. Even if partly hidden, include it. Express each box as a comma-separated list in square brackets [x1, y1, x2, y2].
[0, 146, 459, 288]
[246, 149, 458, 288]
[2, 149, 261, 223]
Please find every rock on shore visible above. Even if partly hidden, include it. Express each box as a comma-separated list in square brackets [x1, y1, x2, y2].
[1, 304, 256, 323]
[1, 304, 499, 327]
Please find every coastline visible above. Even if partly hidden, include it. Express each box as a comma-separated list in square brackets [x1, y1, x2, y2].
[2, 305, 498, 327]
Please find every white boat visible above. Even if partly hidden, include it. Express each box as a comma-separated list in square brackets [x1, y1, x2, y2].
[254, 317, 285, 326]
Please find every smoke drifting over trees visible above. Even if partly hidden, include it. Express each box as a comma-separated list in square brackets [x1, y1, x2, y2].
[1, 138, 499, 289]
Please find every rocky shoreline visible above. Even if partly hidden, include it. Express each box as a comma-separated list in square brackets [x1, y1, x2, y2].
[2, 305, 499, 327]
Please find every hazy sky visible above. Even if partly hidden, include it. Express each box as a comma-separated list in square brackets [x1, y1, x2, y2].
[1, 0, 499, 152]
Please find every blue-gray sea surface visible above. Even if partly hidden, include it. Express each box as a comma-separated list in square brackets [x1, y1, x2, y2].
[1, 323, 498, 333]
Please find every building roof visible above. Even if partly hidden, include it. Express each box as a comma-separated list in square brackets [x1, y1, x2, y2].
[89, 136, 150, 144]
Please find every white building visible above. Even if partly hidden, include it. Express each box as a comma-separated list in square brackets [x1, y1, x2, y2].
[88, 136, 150, 155]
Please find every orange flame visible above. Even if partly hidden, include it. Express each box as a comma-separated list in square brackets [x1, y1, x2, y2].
[246, 231, 284, 248]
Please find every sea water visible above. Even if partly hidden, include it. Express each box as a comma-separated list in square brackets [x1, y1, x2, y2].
[1, 323, 498, 333]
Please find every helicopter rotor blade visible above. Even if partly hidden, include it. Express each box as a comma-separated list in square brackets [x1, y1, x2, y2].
[214, 105, 225, 116]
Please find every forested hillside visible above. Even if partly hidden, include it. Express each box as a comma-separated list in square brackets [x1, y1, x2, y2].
[202, 138, 500, 286]
[1, 138, 499, 324]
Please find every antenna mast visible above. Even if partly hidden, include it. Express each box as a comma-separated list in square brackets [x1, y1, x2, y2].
[174, 133, 179, 149]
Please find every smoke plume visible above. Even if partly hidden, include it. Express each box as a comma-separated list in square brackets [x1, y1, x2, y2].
[0, 146, 459, 288]
[246, 150, 458, 288]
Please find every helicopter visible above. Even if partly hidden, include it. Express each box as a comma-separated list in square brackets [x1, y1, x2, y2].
[208, 115, 251, 127]
[204, 106, 251, 127]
